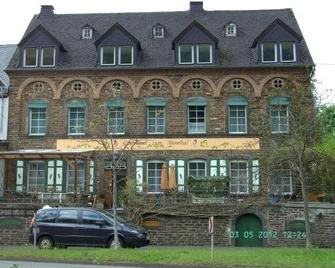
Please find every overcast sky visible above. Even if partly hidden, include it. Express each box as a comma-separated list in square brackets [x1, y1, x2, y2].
[1, 0, 334, 104]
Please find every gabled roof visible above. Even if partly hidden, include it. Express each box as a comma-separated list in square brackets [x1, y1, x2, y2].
[94, 23, 142, 50]
[18, 24, 66, 51]
[172, 20, 218, 49]
[0, 45, 16, 87]
[251, 18, 302, 48]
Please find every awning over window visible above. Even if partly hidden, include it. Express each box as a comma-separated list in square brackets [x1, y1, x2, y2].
[186, 97, 208, 106]
[146, 97, 167, 106]
[227, 96, 247, 106]
[67, 99, 87, 108]
[28, 100, 48, 108]
[270, 96, 289, 105]
[107, 99, 126, 107]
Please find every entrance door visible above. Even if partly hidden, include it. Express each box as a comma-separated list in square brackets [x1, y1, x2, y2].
[235, 213, 263, 247]
[0, 160, 4, 197]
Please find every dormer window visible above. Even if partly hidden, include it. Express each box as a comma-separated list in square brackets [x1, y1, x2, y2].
[23, 48, 38, 67]
[280, 42, 296, 62]
[197, 44, 212, 64]
[178, 45, 194, 64]
[41, 47, 55, 67]
[119, 46, 133, 65]
[226, 23, 237, 37]
[261, 43, 277, 63]
[82, 27, 93, 39]
[101, 46, 116, 65]
[178, 44, 213, 64]
[153, 25, 164, 38]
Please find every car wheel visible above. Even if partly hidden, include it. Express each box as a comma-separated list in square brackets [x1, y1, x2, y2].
[107, 236, 125, 248]
[38, 236, 54, 249]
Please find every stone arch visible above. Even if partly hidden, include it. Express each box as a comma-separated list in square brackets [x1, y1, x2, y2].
[176, 75, 216, 97]
[216, 75, 258, 97]
[17, 78, 57, 100]
[259, 74, 299, 96]
[96, 77, 136, 98]
[56, 77, 97, 99]
[135, 76, 176, 98]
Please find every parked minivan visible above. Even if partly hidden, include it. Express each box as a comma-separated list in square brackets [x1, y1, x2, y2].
[29, 207, 150, 249]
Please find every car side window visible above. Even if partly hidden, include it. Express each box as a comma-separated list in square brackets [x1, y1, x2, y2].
[58, 209, 79, 224]
[82, 210, 104, 225]
[37, 209, 57, 223]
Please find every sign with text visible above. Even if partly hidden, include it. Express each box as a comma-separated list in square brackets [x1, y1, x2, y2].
[57, 138, 259, 151]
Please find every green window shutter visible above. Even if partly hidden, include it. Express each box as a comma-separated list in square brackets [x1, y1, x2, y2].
[67, 99, 87, 108]
[55, 160, 63, 192]
[89, 160, 95, 193]
[219, 159, 227, 177]
[15, 160, 24, 192]
[210, 160, 218, 176]
[252, 159, 260, 193]
[209, 159, 227, 177]
[107, 99, 127, 107]
[186, 97, 208, 106]
[176, 160, 185, 192]
[28, 100, 48, 108]
[270, 96, 289, 105]
[146, 97, 167, 106]
[227, 96, 247, 105]
[47, 160, 55, 192]
[135, 160, 144, 192]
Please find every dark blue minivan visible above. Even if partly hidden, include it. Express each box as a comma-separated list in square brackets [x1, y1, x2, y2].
[29, 207, 149, 249]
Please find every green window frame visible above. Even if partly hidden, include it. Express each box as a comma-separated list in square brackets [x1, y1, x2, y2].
[188, 159, 207, 177]
[228, 96, 248, 134]
[27, 160, 46, 193]
[229, 160, 249, 194]
[67, 100, 87, 135]
[187, 97, 207, 134]
[28, 101, 48, 136]
[147, 160, 164, 193]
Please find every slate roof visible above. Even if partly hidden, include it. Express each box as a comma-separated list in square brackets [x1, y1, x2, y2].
[7, 7, 314, 70]
[0, 45, 17, 86]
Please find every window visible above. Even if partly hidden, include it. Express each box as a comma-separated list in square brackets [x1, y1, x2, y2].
[178, 45, 194, 64]
[72, 82, 82, 91]
[230, 160, 249, 194]
[58, 209, 79, 224]
[108, 106, 125, 135]
[147, 106, 165, 134]
[261, 43, 277, 63]
[280, 42, 296, 62]
[270, 97, 289, 134]
[188, 106, 206, 134]
[29, 107, 47, 135]
[119, 46, 133, 65]
[229, 105, 247, 134]
[41, 47, 55, 67]
[226, 23, 237, 36]
[197, 44, 212, 64]
[188, 160, 207, 177]
[101, 46, 115, 65]
[82, 210, 104, 225]
[271, 165, 293, 194]
[23, 48, 38, 67]
[153, 25, 164, 38]
[66, 161, 85, 193]
[147, 161, 164, 193]
[27, 161, 45, 193]
[68, 106, 86, 135]
[82, 28, 93, 39]
[37, 209, 57, 223]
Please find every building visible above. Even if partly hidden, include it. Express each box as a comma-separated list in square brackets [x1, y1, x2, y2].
[1, 2, 334, 247]
[0, 44, 16, 198]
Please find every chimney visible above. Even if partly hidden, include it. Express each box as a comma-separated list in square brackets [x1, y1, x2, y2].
[190, 1, 204, 14]
[38, 5, 55, 20]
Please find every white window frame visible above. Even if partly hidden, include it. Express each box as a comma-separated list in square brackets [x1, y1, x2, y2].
[23, 47, 38, 67]
[27, 161, 46, 193]
[226, 23, 237, 36]
[66, 160, 85, 193]
[196, 44, 213, 64]
[29, 107, 47, 136]
[100, 46, 116, 66]
[178, 45, 194, 64]
[272, 166, 293, 195]
[82, 28, 93, 39]
[188, 105, 206, 134]
[118, 46, 134, 65]
[280, 42, 296, 62]
[261, 43, 278, 63]
[68, 107, 86, 136]
[147, 160, 164, 194]
[41, 47, 56, 67]
[107, 106, 126, 135]
[270, 105, 289, 134]
[188, 159, 207, 177]
[229, 160, 249, 194]
[153, 25, 164, 38]
[147, 106, 165, 134]
[228, 105, 247, 134]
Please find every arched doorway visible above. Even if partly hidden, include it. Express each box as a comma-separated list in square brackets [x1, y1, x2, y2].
[235, 213, 263, 247]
